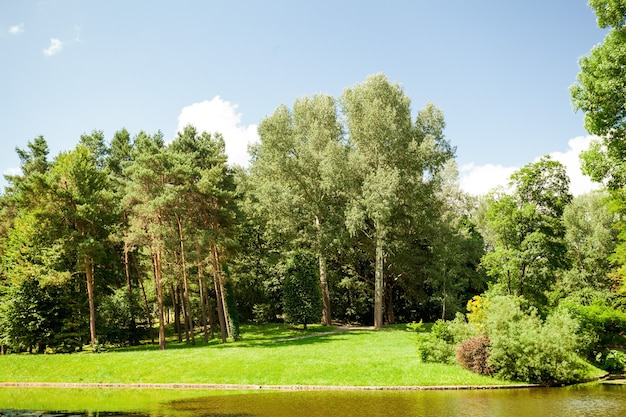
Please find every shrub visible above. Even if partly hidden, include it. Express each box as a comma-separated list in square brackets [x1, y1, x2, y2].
[485, 296, 587, 385]
[456, 335, 493, 375]
[466, 295, 489, 330]
[431, 319, 453, 343]
[448, 312, 480, 343]
[416, 333, 456, 364]
[406, 320, 425, 332]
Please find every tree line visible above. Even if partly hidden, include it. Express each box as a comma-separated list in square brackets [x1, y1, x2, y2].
[0, 69, 624, 356]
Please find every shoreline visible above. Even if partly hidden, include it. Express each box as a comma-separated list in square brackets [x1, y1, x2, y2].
[0, 381, 539, 391]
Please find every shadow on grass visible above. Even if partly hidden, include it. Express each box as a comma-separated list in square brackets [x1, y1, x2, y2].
[113, 324, 375, 352]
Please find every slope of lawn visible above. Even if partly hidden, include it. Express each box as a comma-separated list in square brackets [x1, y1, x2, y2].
[0, 324, 517, 387]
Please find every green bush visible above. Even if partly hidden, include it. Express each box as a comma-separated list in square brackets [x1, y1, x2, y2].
[431, 319, 453, 343]
[456, 335, 493, 375]
[416, 333, 456, 364]
[485, 296, 587, 385]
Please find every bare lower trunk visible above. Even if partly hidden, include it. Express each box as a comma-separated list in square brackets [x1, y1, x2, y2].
[211, 244, 229, 343]
[384, 281, 395, 324]
[195, 244, 210, 343]
[176, 215, 194, 345]
[132, 253, 154, 344]
[205, 281, 216, 340]
[171, 283, 182, 343]
[315, 216, 332, 326]
[374, 236, 384, 330]
[152, 249, 166, 350]
[123, 247, 138, 345]
[85, 256, 97, 350]
[319, 254, 332, 326]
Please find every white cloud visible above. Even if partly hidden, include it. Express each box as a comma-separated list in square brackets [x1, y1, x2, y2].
[3, 167, 21, 177]
[8, 23, 24, 35]
[459, 163, 517, 196]
[43, 38, 64, 56]
[176, 96, 259, 167]
[546, 135, 601, 196]
[459, 135, 601, 197]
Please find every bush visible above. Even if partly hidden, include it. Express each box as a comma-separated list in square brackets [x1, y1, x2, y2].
[485, 296, 587, 385]
[456, 335, 493, 375]
[416, 333, 456, 364]
[431, 319, 453, 343]
[448, 312, 480, 343]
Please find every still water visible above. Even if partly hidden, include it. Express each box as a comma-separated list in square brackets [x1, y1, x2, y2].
[1, 384, 625, 417]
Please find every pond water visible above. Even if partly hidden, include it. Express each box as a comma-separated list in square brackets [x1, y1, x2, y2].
[1, 384, 625, 417]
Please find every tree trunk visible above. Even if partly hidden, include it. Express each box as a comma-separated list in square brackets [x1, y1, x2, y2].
[152, 249, 166, 350]
[132, 251, 154, 344]
[374, 236, 384, 330]
[171, 283, 183, 343]
[384, 280, 395, 324]
[318, 254, 332, 326]
[85, 256, 97, 350]
[205, 280, 216, 340]
[199, 275, 208, 344]
[176, 215, 195, 345]
[211, 244, 229, 343]
[123, 246, 138, 345]
[315, 216, 332, 326]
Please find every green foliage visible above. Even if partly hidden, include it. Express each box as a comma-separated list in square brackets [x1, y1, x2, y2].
[557, 192, 617, 296]
[225, 280, 241, 341]
[430, 319, 453, 343]
[415, 319, 456, 364]
[456, 335, 493, 376]
[282, 251, 322, 329]
[595, 349, 626, 373]
[573, 2, 626, 189]
[480, 157, 571, 308]
[0, 278, 86, 353]
[405, 320, 424, 332]
[565, 301, 626, 354]
[416, 333, 456, 364]
[252, 303, 275, 324]
[485, 296, 587, 385]
[98, 287, 146, 346]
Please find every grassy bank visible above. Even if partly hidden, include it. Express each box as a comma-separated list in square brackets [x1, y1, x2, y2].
[0, 324, 519, 387]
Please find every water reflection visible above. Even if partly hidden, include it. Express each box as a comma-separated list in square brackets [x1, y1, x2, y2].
[165, 386, 626, 417]
[1, 385, 624, 417]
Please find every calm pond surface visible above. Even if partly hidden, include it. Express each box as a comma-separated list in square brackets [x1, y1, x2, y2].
[1, 384, 625, 416]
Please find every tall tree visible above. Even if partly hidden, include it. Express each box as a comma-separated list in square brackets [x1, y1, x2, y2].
[46, 144, 117, 349]
[254, 94, 346, 326]
[572, 0, 626, 188]
[123, 131, 169, 349]
[341, 74, 454, 328]
[170, 125, 239, 343]
[558, 191, 618, 296]
[480, 157, 572, 307]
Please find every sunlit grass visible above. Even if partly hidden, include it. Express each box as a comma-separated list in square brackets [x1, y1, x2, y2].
[0, 324, 515, 387]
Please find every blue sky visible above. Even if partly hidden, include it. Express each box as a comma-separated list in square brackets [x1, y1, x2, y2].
[0, 0, 607, 195]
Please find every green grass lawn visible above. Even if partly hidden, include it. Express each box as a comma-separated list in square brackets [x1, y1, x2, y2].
[0, 324, 519, 387]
